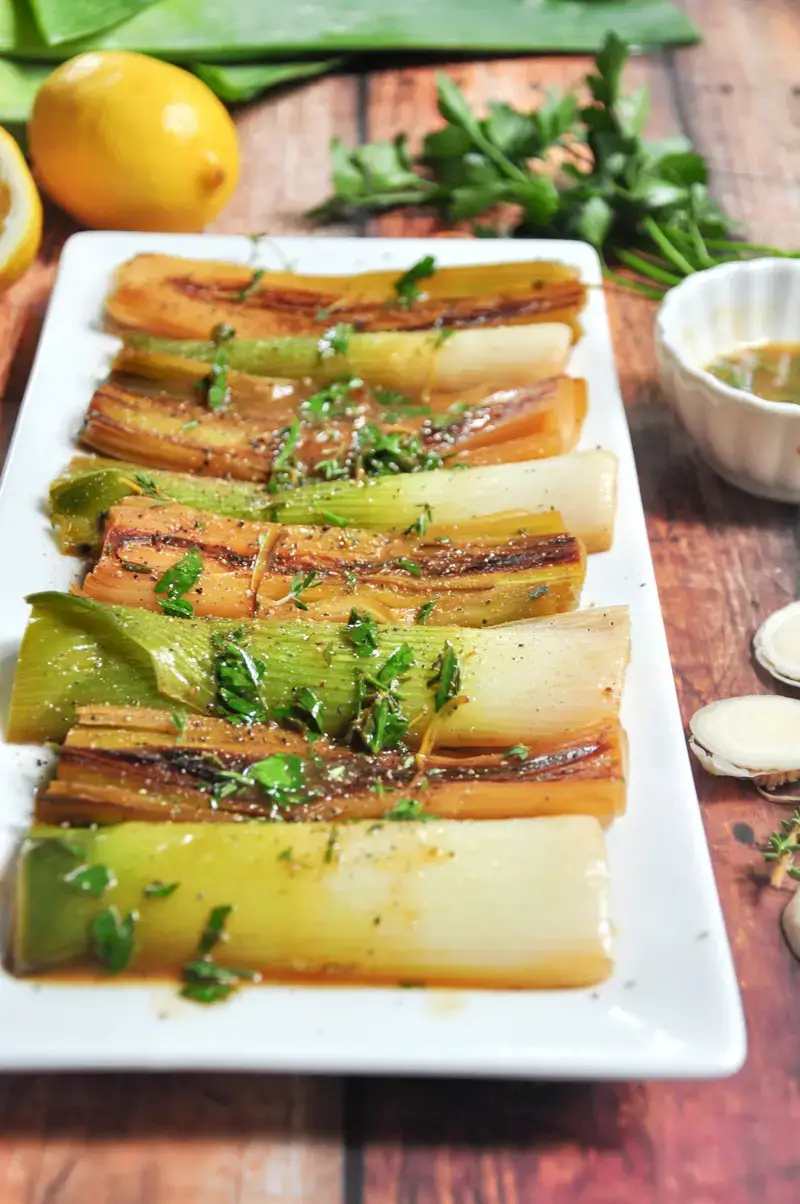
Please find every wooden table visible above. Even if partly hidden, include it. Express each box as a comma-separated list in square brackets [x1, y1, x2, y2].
[1, 2, 800, 1200]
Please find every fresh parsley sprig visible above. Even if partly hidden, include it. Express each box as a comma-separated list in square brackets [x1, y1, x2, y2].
[311, 34, 797, 298]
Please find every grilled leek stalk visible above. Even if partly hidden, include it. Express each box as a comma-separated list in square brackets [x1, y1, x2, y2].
[123, 324, 572, 394]
[108, 253, 587, 340]
[50, 449, 617, 555]
[12, 817, 612, 988]
[38, 706, 626, 826]
[82, 358, 587, 480]
[82, 499, 585, 623]
[8, 593, 630, 746]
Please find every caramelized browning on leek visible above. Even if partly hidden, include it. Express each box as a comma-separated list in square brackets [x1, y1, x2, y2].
[108, 253, 587, 340]
[81, 499, 585, 623]
[80, 354, 587, 481]
[37, 706, 626, 826]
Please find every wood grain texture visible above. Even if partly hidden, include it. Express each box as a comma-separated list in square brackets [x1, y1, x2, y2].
[2, 15, 800, 1203]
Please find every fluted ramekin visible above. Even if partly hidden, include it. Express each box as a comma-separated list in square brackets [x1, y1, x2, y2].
[655, 258, 800, 502]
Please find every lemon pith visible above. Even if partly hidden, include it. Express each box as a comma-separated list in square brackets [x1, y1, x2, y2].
[0, 126, 42, 290]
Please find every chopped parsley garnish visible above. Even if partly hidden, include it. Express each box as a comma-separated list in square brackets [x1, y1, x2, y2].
[317, 322, 355, 359]
[528, 585, 550, 600]
[316, 455, 349, 481]
[429, 400, 469, 431]
[119, 559, 152, 574]
[324, 825, 340, 864]
[235, 267, 264, 301]
[144, 880, 180, 899]
[371, 386, 432, 420]
[133, 472, 160, 498]
[213, 630, 270, 725]
[212, 752, 308, 809]
[405, 504, 433, 537]
[181, 419, 199, 432]
[393, 255, 436, 308]
[383, 798, 434, 821]
[503, 744, 529, 760]
[355, 424, 442, 477]
[63, 863, 115, 897]
[92, 906, 137, 974]
[346, 608, 381, 657]
[180, 905, 259, 1004]
[320, 510, 348, 527]
[171, 707, 187, 741]
[154, 547, 203, 618]
[415, 599, 437, 625]
[344, 570, 358, 594]
[198, 904, 234, 956]
[277, 846, 293, 862]
[433, 327, 455, 348]
[429, 640, 462, 711]
[291, 685, 325, 733]
[301, 375, 361, 423]
[348, 644, 415, 754]
[390, 557, 422, 577]
[287, 569, 323, 611]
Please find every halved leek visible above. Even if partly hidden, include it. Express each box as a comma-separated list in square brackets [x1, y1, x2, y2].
[108, 253, 587, 340]
[124, 324, 572, 394]
[8, 593, 630, 745]
[39, 706, 626, 825]
[83, 499, 584, 623]
[13, 816, 612, 988]
[82, 363, 586, 480]
[50, 449, 618, 555]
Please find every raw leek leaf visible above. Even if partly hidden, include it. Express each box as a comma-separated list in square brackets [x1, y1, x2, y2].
[0, 1, 699, 62]
[0, 57, 47, 122]
[29, 0, 157, 46]
[191, 59, 342, 104]
[0, 55, 342, 124]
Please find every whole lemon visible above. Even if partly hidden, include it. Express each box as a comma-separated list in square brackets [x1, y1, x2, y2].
[29, 52, 240, 232]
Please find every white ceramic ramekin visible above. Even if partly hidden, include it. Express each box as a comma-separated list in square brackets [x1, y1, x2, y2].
[655, 258, 800, 502]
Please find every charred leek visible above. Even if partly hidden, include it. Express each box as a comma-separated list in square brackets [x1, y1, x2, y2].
[109, 253, 587, 340]
[83, 499, 585, 623]
[39, 706, 627, 826]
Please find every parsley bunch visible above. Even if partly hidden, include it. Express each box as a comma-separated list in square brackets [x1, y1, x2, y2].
[312, 34, 796, 299]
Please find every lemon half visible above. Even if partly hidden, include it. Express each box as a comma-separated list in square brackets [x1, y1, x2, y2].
[0, 126, 42, 290]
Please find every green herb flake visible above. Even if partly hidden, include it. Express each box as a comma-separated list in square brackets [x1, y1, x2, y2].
[317, 322, 355, 359]
[415, 599, 437, 625]
[213, 630, 270, 725]
[320, 510, 348, 527]
[390, 557, 422, 577]
[528, 585, 550, 600]
[133, 472, 160, 498]
[211, 322, 236, 344]
[198, 904, 234, 957]
[154, 547, 203, 619]
[344, 570, 358, 594]
[288, 569, 323, 611]
[346, 608, 381, 657]
[503, 744, 529, 761]
[394, 255, 437, 308]
[278, 846, 294, 862]
[433, 327, 456, 348]
[235, 268, 265, 302]
[429, 640, 462, 711]
[383, 797, 434, 822]
[92, 906, 137, 974]
[404, 504, 433, 537]
[171, 707, 188, 742]
[324, 825, 340, 864]
[63, 863, 116, 898]
[292, 686, 325, 734]
[144, 880, 180, 899]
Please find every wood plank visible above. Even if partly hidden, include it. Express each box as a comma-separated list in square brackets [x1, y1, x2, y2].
[0, 74, 360, 1204]
[357, 46, 800, 1204]
[0, 1073, 343, 1204]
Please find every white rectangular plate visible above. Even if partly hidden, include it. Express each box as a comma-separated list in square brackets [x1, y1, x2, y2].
[0, 233, 745, 1078]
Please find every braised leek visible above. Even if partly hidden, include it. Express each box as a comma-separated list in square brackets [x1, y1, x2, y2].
[108, 254, 587, 340]
[8, 593, 630, 745]
[83, 353, 587, 479]
[13, 817, 612, 988]
[123, 324, 572, 394]
[82, 498, 585, 623]
[50, 449, 617, 554]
